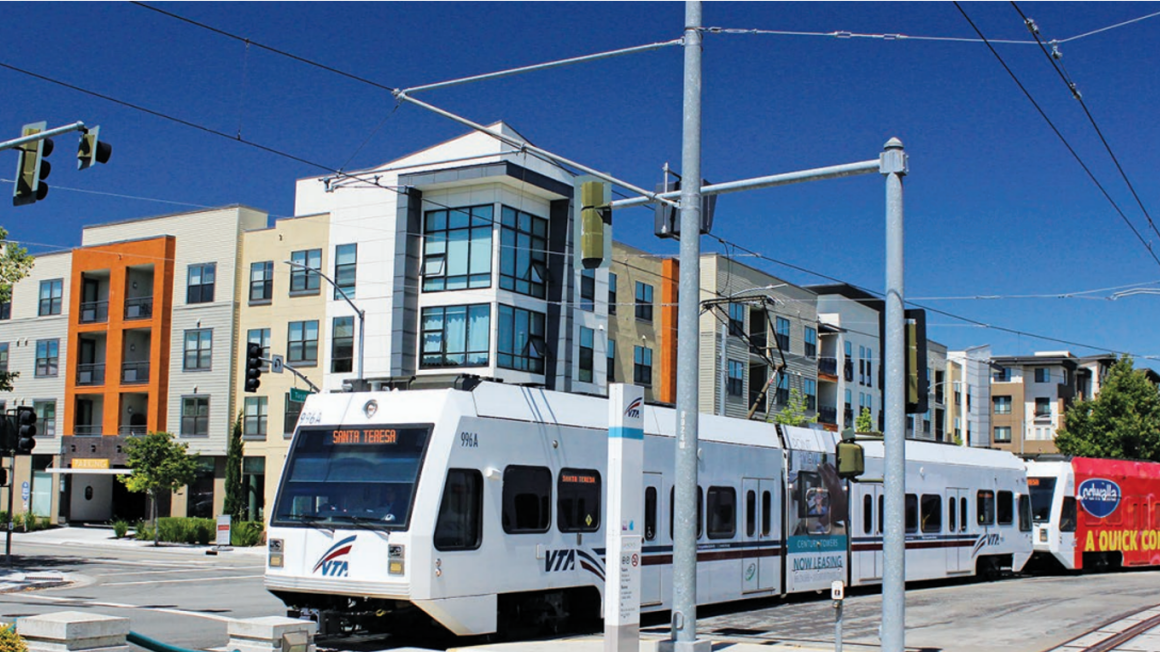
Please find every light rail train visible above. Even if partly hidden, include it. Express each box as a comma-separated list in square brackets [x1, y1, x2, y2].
[264, 380, 1032, 636]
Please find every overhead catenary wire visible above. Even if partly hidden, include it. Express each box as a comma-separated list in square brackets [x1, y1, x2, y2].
[952, 2, 1160, 271]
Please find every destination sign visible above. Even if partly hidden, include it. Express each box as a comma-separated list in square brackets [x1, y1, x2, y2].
[331, 428, 400, 445]
[561, 472, 598, 484]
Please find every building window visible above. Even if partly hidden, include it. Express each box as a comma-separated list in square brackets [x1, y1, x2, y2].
[423, 205, 493, 292]
[422, 305, 490, 369]
[804, 327, 817, 358]
[249, 261, 273, 303]
[608, 273, 617, 315]
[244, 396, 268, 439]
[578, 327, 594, 382]
[35, 339, 59, 377]
[1035, 368, 1051, 383]
[0, 343, 7, 375]
[186, 264, 215, 304]
[0, 286, 10, 320]
[580, 269, 595, 311]
[634, 345, 653, 386]
[608, 339, 616, 383]
[727, 360, 744, 396]
[33, 400, 55, 437]
[728, 303, 745, 337]
[331, 316, 354, 373]
[994, 426, 1012, 443]
[38, 279, 63, 316]
[993, 396, 1012, 415]
[635, 282, 654, 322]
[181, 396, 210, 437]
[334, 244, 357, 299]
[804, 379, 817, 411]
[1035, 397, 1051, 418]
[775, 317, 790, 351]
[183, 329, 213, 371]
[287, 320, 319, 365]
[499, 206, 547, 298]
[285, 393, 303, 435]
[992, 366, 1011, 382]
[775, 374, 789, 405]
[290, 249, 322, 294]
[247, 328, 270, 370]
[497, 305, 544, 373]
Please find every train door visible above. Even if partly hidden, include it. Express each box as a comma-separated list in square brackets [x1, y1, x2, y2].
[641, 472, 663, 606]
[741, 478, 778, 594]
[947, 488, 971, 573]
[857, 484, 883, 582]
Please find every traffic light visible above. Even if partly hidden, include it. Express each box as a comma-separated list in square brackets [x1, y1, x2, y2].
[653, 178, 717, 239]
[0, 414, 10, 454]
[579, 180, 610, 269]
[0, 467, 7, 487]
[77, 126, 112, 170]
[905, 309, 929, 415]
[13, 122, 53, 206]
[15, 406, 37, 454]
[245, 342, 263, 393]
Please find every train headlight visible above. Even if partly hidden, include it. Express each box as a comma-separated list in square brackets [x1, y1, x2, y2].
[1038, 529, 1048, 543]
[269, 538, 285, 568]
[389, 544, 405, 575]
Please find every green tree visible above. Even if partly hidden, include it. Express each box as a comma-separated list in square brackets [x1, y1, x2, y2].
[773, 388, 819, 426]
[855, 406, 875, 433]
[1055, 356, 1160, 461]
[119, 432, 200, 546]
[222, 411, 246, 522]
[0, 228, 35, 392]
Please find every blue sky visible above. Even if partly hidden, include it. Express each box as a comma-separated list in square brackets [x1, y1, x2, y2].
[3, 2, 1160, 369]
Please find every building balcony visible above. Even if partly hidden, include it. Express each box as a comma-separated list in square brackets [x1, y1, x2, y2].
[818, 357, 838, 378]
[118, 424, 147, 436]
[124, 297, 154, 321]
[818, 406, 838, 425]
[76, 363, 106, 386]
[73, 424, 102, 437]
[79, 300, 109, 324]
[121, 361, 150, 385]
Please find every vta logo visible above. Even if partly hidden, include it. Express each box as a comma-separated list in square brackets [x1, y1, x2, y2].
[624, 397, 643, 420]
[545, 548, 576, 572]
[971, 533, 1002, 558]
[313, 535, 356, 577]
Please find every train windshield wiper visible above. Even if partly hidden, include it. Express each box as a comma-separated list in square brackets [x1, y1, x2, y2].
[286, 514, 335, 531]
[328, 514, 383, 530]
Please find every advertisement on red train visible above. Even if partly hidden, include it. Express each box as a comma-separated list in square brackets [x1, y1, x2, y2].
[1071, 457, 1160, 568]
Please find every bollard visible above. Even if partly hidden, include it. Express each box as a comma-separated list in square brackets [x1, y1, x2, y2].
[226, 616, 318, 652]
[831, 580, 844, 652]
[16, 611, 130, 652]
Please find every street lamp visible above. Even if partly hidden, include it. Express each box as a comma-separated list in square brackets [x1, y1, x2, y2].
[283, 260, 366, 384]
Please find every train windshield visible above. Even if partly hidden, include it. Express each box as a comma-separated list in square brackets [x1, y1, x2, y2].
[271, 424, 432, 530]
[1028, 476, 1057, 523]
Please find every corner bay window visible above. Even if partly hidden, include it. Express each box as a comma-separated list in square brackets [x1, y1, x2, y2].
[499, 206, 547, 298]
[422, 304, 490, 369]
[497, 305, 545, 373]
[423, 205, 493, 292]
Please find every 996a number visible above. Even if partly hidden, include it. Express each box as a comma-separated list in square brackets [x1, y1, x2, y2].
[460, 432, 479, 448]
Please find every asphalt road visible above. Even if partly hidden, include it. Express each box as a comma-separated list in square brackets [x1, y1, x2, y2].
[3, 534, 1160, 652]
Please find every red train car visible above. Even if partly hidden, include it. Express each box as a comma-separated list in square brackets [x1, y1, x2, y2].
[1027, 456, 1160, 571]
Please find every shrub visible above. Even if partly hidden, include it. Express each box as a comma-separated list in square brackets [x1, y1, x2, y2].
[193, 520, 213, 545]
[155, 517, 216, 544]
[0, 626, 28, 652]
[20, 512, 44, 532]
[135, 521, 154, 541]
[112, 520, 130, 539]
[231, 520, 264, 547]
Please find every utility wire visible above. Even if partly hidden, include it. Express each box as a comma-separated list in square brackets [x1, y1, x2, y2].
[953, 2, 1160, 270]
[1011, 2, 1160, 244]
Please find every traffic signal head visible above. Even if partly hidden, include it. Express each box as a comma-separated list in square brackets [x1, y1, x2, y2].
[78, 126, 112, 170]
[16, 406, 37, 454]
[245, 342, 263, 393]
[579, 181, 610, 270]
[13, 122, 53, 206]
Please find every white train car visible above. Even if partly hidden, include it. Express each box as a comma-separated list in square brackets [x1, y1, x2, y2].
[264, 380, 1032, 636]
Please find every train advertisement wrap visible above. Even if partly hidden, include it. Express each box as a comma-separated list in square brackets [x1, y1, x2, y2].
[1073, 458, 1160, 568]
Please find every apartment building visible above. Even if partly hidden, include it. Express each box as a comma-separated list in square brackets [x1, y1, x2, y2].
[607, 241, 675, 405]
[947, 344, 992, 448]
[0, 250, 71, 522]
[812, 285, 883, 433]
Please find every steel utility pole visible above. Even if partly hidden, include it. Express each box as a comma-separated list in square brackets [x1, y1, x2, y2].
[880, 138, 908, 652]
[664, 2, 709, 652]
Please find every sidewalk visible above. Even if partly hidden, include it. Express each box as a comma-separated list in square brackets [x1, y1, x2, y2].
[11, 524, 264, 556]
[452, 635, 834, 652]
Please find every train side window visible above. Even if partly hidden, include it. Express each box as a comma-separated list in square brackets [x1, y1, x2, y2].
[558, 468, 601, 533]
[1018, 495, 1032, 532]
[761, 490, 772, 536]
[707, 486, 737, 539]
[863, 495, 873, 535]
[948, 497, 957, 533]
[878, 495, 885, 534]
[977, 490, 995, 526]
[997, 491, 1014, 525]
[645, 487, 658, 541]
[746, 490, 756, 537]
[670, 487, 705, 540]
[920, 494, 941, 533]
[960, 498, 968, 532]
[1060, 497, 1077, 532]
[502, 465, 551, 534]
[434, 469, 483, 551]
[905, 494, 918, 533]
